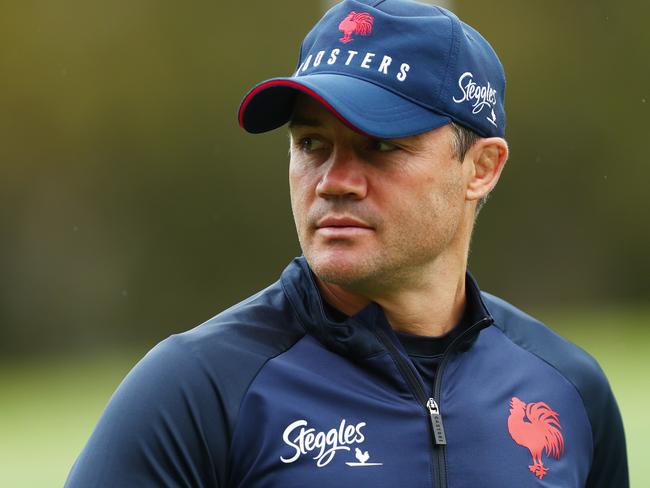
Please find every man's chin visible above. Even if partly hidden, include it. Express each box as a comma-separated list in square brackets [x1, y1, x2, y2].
[304, 249, 378, 287]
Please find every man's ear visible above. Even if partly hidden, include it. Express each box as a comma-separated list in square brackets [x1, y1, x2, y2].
[465, 137, 509, 201]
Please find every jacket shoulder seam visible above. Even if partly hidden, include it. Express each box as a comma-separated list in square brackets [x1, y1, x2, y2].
[225, 332, 307, 471]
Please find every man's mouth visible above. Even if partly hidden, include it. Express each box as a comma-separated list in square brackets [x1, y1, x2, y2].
[315, 216, 374, 237]
[316, 216, 372, 229]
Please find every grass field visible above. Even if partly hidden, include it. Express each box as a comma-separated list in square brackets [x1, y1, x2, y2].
[1, 306, 648, 487]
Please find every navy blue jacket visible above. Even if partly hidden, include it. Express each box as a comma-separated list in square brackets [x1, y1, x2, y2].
[66, 257, 628, 487]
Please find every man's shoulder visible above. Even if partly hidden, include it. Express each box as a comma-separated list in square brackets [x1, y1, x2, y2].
[132, 278, 306, 401]
[65, 281, 307, 487]
[120, 279, 306, 430]
[171, 278, 306, 362]
[481, 291, 613, 415]
[482, 292, 604, 380]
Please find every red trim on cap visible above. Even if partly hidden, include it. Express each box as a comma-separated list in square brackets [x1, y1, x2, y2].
[238, 79, 369, 136]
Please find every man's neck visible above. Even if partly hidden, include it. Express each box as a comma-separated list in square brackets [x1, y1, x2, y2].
[315, 263, 467, 338]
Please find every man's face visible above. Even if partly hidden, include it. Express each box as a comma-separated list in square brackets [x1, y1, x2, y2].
[288, 95, 473, 295]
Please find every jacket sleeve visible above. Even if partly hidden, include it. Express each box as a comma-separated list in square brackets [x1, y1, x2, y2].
[65, 336, 228, 488]
[585, 377, 629, 488]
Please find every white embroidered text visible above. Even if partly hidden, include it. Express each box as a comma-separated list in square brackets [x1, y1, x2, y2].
[280, 418, 366, 467]
[452, 71, 498, 124]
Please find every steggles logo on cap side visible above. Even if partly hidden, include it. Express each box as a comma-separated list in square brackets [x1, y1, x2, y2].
[452, 72, 499, 128]
[338, 12, 374, 44]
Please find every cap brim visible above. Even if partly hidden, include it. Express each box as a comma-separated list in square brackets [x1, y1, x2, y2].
[238, 74, 451, 139]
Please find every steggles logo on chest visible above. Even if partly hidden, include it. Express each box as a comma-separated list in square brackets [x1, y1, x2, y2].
[280, 418, 383, 468]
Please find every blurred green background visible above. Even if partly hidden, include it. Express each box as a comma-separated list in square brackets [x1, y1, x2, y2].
[0, 0, 648, 486]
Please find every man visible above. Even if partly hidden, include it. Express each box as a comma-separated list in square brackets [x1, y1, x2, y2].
[66, 1, 628, 487]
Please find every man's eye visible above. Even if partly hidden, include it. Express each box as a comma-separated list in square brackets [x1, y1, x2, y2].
[370, 140, 399, 152]
[297, 137, 325, 152]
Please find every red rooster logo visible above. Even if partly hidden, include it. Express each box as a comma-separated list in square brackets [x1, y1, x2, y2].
[507, 397, 565, 480]
[338, 11, 374, 44]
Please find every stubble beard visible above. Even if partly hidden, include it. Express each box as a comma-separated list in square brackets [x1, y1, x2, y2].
[299, 219, 457, 297]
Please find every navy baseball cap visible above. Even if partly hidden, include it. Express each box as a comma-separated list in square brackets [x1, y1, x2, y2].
[238, 0, 506, 139]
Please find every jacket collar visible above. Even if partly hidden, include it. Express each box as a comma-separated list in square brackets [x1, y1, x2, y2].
[280, 256, 493, 358]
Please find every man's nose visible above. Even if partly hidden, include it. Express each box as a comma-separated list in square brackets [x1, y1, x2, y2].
[315, 149, 368, 200]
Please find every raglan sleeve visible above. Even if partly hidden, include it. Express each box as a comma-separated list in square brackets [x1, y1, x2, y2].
[584, 367, 629, 488]
[65, 335, 228, 488]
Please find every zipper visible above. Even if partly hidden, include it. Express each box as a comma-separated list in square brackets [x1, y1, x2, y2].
[431, 316, 493, 488]
[374, 327, 445, 487]
[375, 316, 493, 488]
[427, 398, 447, 445]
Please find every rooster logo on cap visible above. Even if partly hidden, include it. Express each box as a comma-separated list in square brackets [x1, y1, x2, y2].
[338, 12, 374, 44]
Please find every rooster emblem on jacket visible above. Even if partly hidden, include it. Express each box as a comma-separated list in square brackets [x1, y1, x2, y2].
[338, 12, 374, 44]
[507, 396, 565, 479]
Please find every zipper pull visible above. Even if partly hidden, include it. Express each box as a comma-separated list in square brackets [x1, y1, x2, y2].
[427, 398, 447, 446]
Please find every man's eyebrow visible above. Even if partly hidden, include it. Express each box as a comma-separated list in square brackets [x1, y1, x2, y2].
[288, 116, 323, 129]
